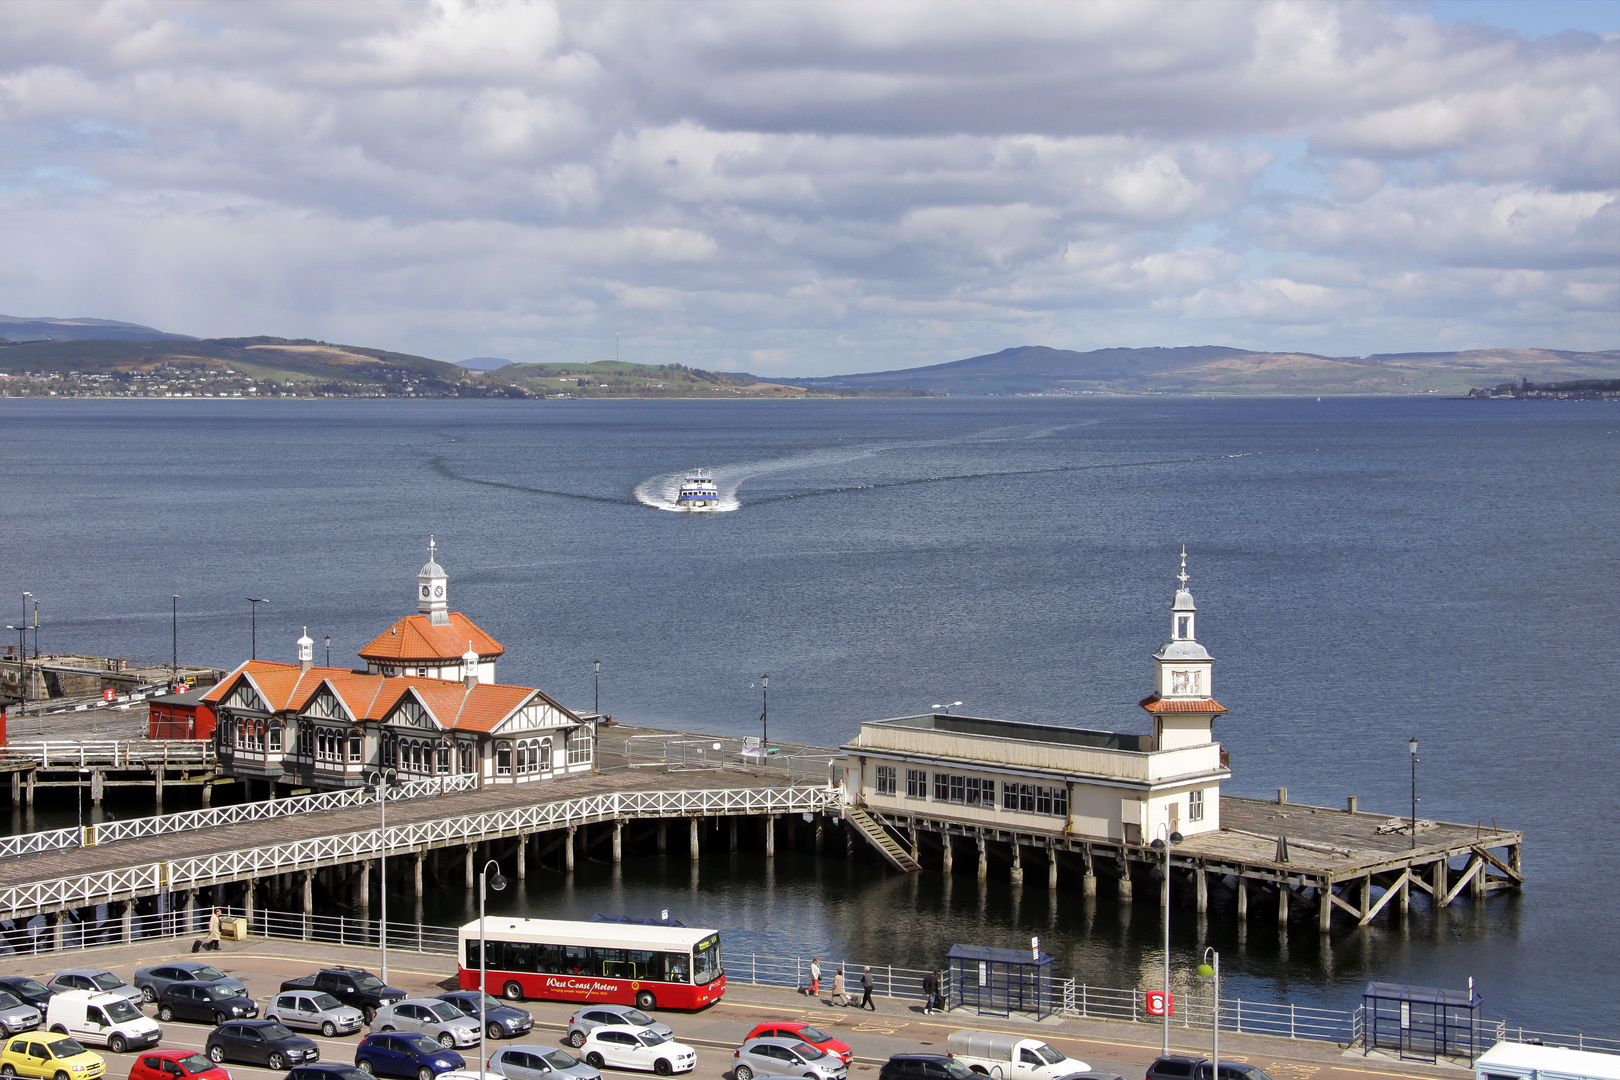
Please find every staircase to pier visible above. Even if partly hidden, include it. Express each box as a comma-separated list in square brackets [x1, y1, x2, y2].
[844, 807, 922, 872]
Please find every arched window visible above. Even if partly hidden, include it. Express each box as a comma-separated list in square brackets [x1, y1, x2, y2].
[457, 742, 475, 775]
[348, 729, 363, 763]
[267, 722, 283, 753]
[495, 741, 513, 776]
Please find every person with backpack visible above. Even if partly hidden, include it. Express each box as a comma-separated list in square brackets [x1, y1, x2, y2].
[921, 969, 938, 1014]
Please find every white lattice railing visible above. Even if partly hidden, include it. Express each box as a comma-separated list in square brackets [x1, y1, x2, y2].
[0, 785, 842, 917]
[1, 741, 214, 768]
[0, 775, 478, 860]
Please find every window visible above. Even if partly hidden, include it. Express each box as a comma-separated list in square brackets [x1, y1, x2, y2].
[496, 742, 513, 776]
[905, 769, 927, 798]
[566, 726, 592, 766]
[267, 723, 282, 752]
[1189, 788, 1204, 821]
[1177, 616, 1190, 639]
[513, 738, 552, 776]
[349, 731, 363, 762]
[875, 765, 896, 795]
[296, 724, 314, 760]
[948, 775, 965, 803]
[457, 742, 475, 774]
[933, 773, 949, 801]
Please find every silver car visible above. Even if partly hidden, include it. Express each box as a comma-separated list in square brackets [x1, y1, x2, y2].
[489, 1045, 602, 1080]
[134, 962, 249, 1003]
[267, 990, 366, 1037]
[564, 1006, 672, 1048]
[372, 998, 481, 1048]
[46, 970, 144, 1009]
[0, 991, 40, 1036]
[733, 1038, 848, 1080]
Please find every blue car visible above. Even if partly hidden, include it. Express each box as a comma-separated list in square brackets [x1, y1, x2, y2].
[355, 1033, 466, 1080]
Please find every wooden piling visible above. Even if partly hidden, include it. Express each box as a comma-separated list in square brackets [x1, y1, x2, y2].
[729, 817, 738, 852]
[942, 833, 954, 873]
[1047, 843, 1058, 890]
[1195, 867, 1208, 913]
[656, 819, 667, 855]
[517, 834, 527, 880]
[1276, 882, 1288, 929]
[612, 821, 623, 864]
[976, 833, 988, 880]
[1236, 876, 1248, 918]
[688, 818, 699, 861]
[1318, 883, 1332, 934]
[1010, 842, 1023, 884]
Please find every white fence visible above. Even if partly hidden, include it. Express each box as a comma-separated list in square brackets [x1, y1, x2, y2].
[0, 775, 478, 860]
[1, 740, 214, 768]
[0, 785, 843, 918]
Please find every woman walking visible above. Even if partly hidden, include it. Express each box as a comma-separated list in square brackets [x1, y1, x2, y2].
[831, 968, 847, 1007]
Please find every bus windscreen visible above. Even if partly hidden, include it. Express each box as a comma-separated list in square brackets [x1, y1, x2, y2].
[693, 934, 722, 984]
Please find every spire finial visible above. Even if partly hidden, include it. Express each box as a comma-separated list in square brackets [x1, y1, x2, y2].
[429, 534, 437, 563]
[1177, 545, 1189, 590]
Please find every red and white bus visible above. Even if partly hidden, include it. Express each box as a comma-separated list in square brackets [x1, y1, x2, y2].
[458, 917, 725, 1011]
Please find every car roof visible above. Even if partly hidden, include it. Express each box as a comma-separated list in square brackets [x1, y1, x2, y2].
[52, 969, 111, 978]
[745, 1038, 812, 1048]
[289, 1065, 366, 1073]
[889, 1055, 954, 1063]
[1153, 1058, 1207, 1066]
[589, 1025, 657, 1035]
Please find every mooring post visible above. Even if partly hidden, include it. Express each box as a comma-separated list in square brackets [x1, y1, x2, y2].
[976, 833, 988, 880]
[657, 819, 667, 855]
[201, 781, 212, 807]
[25, 769, 35, 806]
[517, 834, 527, 880]
[1236, 875, 1248, 917]
[689, 818, 700, 861]
[729, 818, 738, 852]
[566, 826, 577, 871]
[1276, 882, 1289, 930]
[612, 820, 623, 864]
[942, 833, 954, 873]
[765, 815, 776, 858]
[1047, 843, 1058, 890]
[1318, 882, 1332, 933]
[1196, 867, 1208, 913]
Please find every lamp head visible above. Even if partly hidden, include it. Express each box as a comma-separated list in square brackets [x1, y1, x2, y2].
[761, 674, 768, 688]
[489, 872, 508, 892]
[1171, 830, 1183, 844]
[1150, 838, 1164, 851]
[1409, 737, 1418, 756]
[1196, 963, 1215, 978]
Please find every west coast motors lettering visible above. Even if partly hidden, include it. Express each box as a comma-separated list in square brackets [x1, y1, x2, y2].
[544, 976, 620, 994]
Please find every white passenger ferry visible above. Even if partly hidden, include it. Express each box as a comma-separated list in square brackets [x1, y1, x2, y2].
[675, 469, 720, 510]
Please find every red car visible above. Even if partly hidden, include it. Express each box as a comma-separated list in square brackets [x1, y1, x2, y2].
[129, 1050, 230, 1080]
[744, 1023, 852, 1066]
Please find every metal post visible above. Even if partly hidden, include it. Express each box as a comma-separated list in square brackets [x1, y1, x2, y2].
[760, 674, 769, 749]
[593, 659, 600, 717]
[479, 860, 506, 1080]
[171, 595, 179, 680]
[1152, 827, 1182, 1055]
[367, 768, 398, 983]
[1409, 738, 1419, 851]
[246, 598, 269, 661]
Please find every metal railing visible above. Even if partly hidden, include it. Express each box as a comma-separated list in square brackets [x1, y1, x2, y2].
[609, 733, 844, 787]
[0, 774, 478, 860]
[0, 740, 214, 768]
[0, 785, 843, 918]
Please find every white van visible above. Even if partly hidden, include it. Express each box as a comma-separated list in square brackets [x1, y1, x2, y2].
[45, 991, 161, 1053]
[1476, 1042, 1620, 1080]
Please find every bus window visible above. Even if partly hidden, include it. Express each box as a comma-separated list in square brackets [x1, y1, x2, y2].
[662, 953, 688, 983]
[467, 940, 505, 970]
[536, 945, 565, 974]
[505, 942, 536, 972]
[564, 945, 589, 975]
[692, 934, 721, 984]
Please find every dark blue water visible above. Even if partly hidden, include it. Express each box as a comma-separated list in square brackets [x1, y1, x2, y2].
[2, 397, 1615, 1033]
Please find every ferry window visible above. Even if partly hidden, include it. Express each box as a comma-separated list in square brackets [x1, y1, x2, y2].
[906, 770, 927, 799]
[948, 775, 965, 803]
[1189, 789, 1204, 821]
[875, 766, 896, 795]
[934, 773, 950, 801]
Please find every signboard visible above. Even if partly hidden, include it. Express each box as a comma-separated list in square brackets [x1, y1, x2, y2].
[1144, 990, 1174, 1017]
[103, 688, 116, 702]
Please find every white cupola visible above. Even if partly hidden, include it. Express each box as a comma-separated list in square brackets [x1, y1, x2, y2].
[417, 535, 450, 626]
[462, 641, 480, 689]
[297, 627, 315, 672]
[1153, 547, 1214, 701]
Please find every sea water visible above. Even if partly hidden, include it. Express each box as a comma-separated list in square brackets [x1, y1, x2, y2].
[1, 395, 1615, 1033]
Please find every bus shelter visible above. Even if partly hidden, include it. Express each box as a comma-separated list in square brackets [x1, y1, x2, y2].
[1362, 982, 1482, 1064]
[946, 944, 1054, 1020]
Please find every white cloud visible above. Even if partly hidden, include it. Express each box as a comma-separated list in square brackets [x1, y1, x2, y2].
[0, 0, 1613, 371]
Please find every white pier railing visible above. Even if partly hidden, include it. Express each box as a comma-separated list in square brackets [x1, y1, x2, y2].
[0, 775, 478, 860]
[1, 740, 214, 768]
[0, 785, 842, 918]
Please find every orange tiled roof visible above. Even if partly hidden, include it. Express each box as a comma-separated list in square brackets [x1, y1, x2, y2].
[358, 612, 504, 663]
[1139, 694, 1227, 714]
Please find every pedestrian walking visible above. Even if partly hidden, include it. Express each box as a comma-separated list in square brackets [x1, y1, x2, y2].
[831, 969, 847, 1007]
[921, 969, 938, 1014]
[807, 957, 822, 997]
[859, 966, 875, 1010]
[194, 908, 223, 952]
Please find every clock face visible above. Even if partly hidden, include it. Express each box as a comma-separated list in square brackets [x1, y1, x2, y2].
[434, 586, 444, 598]
[420, 585, 430, 598]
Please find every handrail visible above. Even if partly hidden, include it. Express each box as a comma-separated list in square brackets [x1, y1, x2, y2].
[0, 741, 215, 768]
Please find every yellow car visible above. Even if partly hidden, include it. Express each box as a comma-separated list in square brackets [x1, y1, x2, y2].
[0, 1034, 105, 1080]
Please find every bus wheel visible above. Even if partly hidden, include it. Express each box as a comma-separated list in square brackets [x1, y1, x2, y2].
[635, 990, 656, 1011]
[503, 982, 523, 1001]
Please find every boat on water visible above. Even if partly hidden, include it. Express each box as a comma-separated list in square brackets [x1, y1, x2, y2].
[675, 469, 720, 510]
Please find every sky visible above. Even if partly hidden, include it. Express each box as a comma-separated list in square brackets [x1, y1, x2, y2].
[0, 1, 1615, 376]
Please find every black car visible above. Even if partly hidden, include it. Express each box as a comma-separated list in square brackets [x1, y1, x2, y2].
[1146, 1058, 1205, 1080]
[1056, 1073, 1131, 1080]
[878, 1056, 978, 1080]
[206, 1020, 320, 1070]
[289, 1065, 372, 1080]
[1197, 1065, 1273, 1080]
[159, 981, 259, 1025]
[435, 992, 533, 1040]
[0, 979, 53, 1011]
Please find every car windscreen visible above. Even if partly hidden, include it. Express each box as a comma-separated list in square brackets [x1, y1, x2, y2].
[540, 1051, 579, 1070]
[193, 968, 226, 982]
[791, 1044, 827, 1061]
[637, 1031, 669, 1047]
[261, 1024, 295, 1041]
[0, 992, 20, 1009]
[50, 1039, 88, 1058]
[177, 1054, 214, 1073]
[12, 981, 47, 997]
[203, 986, 241, 1001]
[311, 994, 343, 1011]
[797, 1027, 830, 1044]
[691, 935, 721, 985]
[104, 1000, 142, 1022]
[425, 1003, 463, 1022]
[90, 974, 124, 990]
[621, 1009, 652, 1026]
[351, 975, 385, 993]
[1033, 1046, 1065, 1066]
[403, 1035, 443, 1054]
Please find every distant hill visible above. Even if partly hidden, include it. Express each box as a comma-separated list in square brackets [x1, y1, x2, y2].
[458, 356, 513, 371]
[0, 314, 193, 342]
[481, 360, 816, 397]
[779, 345, 1620, 395]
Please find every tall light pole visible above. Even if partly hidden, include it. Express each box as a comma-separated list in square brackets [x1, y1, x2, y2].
[593, 659, 601, 717]
[365, 768, 400, 983]
[6, 626, 25, 713]
[30, 596, 38, 659]
[1409, 737, 1420, 851]
[1150, 825, 1184, 1055]
[478, 859, 508, 1080]
[172, 595, 180, 682]
[245, 598, 269, 660]
[324, 636, 332, 668]
[1197, 949, 1220, 1072]
[760, 674, 769, 750]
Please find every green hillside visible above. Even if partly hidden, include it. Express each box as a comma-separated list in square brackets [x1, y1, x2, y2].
[484, 360, 810, 397]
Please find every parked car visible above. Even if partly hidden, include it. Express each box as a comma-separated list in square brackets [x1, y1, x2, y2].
[128, 1049, 231, 1080]
[278, 971, 403, 1025]
[742, 1024, 851, 1067]
[0, 992, 42, 1037]
[1056, 1072, 1130, 1080]
[564, 1007, 671, 1048]
[156, 982, 258, 1026]
[0, 1032, 105, 1080]
[1195, 1066, 1274, 1080]
[204, 1021, 319, 1070]
[370, 1001, 479, 1050]
[578, 1027, 695, 1076]
[287, 1065, 372, 1080]
[44, 991, 161, 1054]
[134, 965, 249, 1005]
[43, 974, 141, 1012]
[266, 992, 365, 1039]
[487, 1045, 599, 1080]
[352, 1032, 466, 1080]
[946, 1031, 1086, 1080]
[733, 1038, 847, 1080]
[0, 982, 54, 1013]
[877, 1056, 978, 1080]
[1151, 1058, 1266, 1080]
[434, 994, 532, 1041]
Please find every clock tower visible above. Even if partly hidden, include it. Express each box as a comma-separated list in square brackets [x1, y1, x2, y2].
[1141, 548, 1225, 750]
[418, 536, 450, 627]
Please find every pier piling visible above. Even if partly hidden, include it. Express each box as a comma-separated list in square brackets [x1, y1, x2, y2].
[688, 817, 699, 861]
[566, 826, 577, 872]
[765, 814, 775, 857]
[613, 821, 623, 863]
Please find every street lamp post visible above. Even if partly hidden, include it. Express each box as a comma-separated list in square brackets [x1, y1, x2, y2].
[760, 674, 769, 749]
[30, 596, 39, 659]
[1409, 737, 1419, 851]
[245, 598, 269, 660]
[932, 701, 963, 716]
[324, 636, 332, 668]
[365, 768, 401, 983]
[478, 860, 508, 1080]
[1197, 949, 1221, 1072]
[172, 595, 180, 682]
[593, 659, 601, 717]
[1150, 825, 1184, 1055]
[6, 626, 25, 713]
